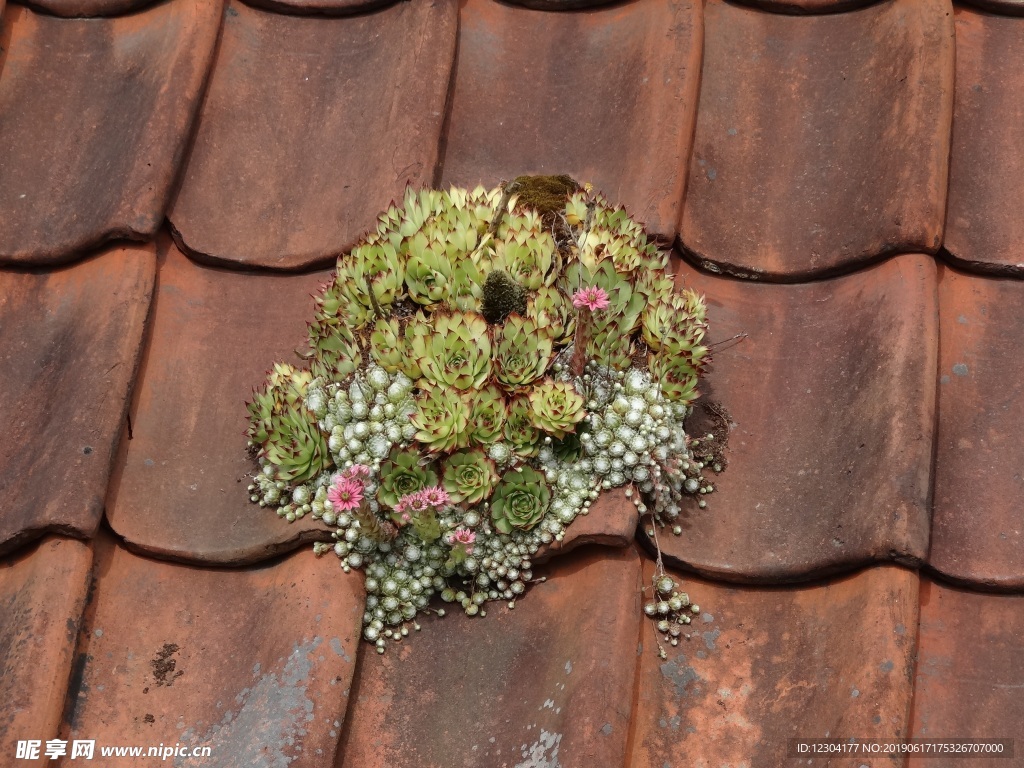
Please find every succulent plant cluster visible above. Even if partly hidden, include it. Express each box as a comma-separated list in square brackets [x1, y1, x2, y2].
[246, 177, 718, 651]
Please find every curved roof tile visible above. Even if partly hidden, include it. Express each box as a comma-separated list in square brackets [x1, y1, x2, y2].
[0, 244, 155, 555]
[646, 255, 936, 581]
[931, 265, 1024, 590]
[680, 0, 954, 280]
[339, 546, 642, 768]
[61, 532, 364, 766]
[0, 538, 92, 761]
[944, 9, 1024, 275]
[0, 0, 222, 265]
[168, 0, 457, 270]
[106, 237, 333, 564]
[632, 561, 918, 767]
[439, 0, 702, 244]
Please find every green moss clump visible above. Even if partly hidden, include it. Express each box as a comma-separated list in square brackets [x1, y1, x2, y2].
[481, 269, 527, 324]
[509, 174, 580, 216]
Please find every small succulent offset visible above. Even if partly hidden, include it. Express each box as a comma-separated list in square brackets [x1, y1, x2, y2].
[246, 176, 721, 653]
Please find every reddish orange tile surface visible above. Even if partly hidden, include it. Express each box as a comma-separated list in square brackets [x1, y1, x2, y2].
[439, 0, 702, 244]
[338, 546, 642, 768]
[910, 578, 1024, 766]
[19, 0, 156, 16]
[931, 266, 1024, 589]
[244, 0, 396, 14]
[0, 0, 222, 266]
[503, 0, 619, 8]
[533, 487, 638, 565]
[168, 0, 456, 271]
[106, 237, 333, 564]
[631, 561, 919, 768]
[960, 0, 1024, 13]
[944, 9, 1024, 275]
[60, 532, 363, 767]
[681, 0, 954, 280]
[737, 0, 875, 12]
[645, 255, 936, 582]
[0, 244, 155, 556]
[0, 538, 92, 764]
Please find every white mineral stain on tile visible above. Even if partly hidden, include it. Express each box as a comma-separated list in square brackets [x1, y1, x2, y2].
[516, 729, 562, 768]
[175, 638, 321, 768]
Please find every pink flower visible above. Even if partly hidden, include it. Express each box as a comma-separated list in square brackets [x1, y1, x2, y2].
[452, 528, 476, 546]
[572, 287, 610, 311]
[420, 486, 450, 509]
[452, 528, 476, 554]
[398, 489, 430, 513]
[341, 464, 371, 481]
[327, 478, 364, 512]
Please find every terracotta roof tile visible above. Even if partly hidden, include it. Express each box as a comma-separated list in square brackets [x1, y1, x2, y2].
[0, 0, 221, 265]
[632, 561, 919, 767]
[0, 537, 92, 762]
[243, 0, 396, 16]
[503, 0, 618, 9]
[0, 244, 154, 556]
[931, 265, 1024, 590]
[645, 255, 936, 582]
[734, 0, 876, 13]
[61, 531, 363, 766]
[680, 0, 954, 280]
[910, 577, 1024, 761]
[533, 486, 638, 565]
[20, 0, 157, 17]
[944, 8, 1024, 275]
[438, 0, 702, 243]
[106, 236, 332, 564]
[338, 545, 642, 768]
[958, 0, 1024, 17]
[168, 0, 456, 271]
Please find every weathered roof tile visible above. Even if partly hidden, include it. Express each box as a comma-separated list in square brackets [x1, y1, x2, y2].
[0, 244, 155, 555]
[61, 532, 363, 766]
[168, 0, 456, 270]
[106, 237, 330, 564]
[944, 8, 1024, 275]
[681, 0, 954, 280]
[910, 578, 1024, 761]
[0, 538, 92, 762]
[533, 487, 638, 565]
[732, 0, 875, 14]
[631, 561, 918, 767]
[0, 0, 222, 265]
[338, 546, 642, 768]
[931, 265, 1024, 589]
[645, 255, 935, 581]
[19, 0, 158, 17]
[243, 0, 397, 16]
[439, 0, 703, 243]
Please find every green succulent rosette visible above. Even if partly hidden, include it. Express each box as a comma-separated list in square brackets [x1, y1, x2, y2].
[528, 380, 586, 439]
[503, 393, 542, 457]
[464, 384, 507, 445]
[441, 448, 499, 505]
[493, 315, 553, 390]
[262, 407, 330, 484]
[378, 447, 438, 508]
[411, 384, 470, 453]
[419, 311, 492, 391]
[490, 466, 552, 534]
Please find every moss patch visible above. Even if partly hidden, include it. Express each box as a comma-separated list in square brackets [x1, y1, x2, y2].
[509, 174, 580, 215]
